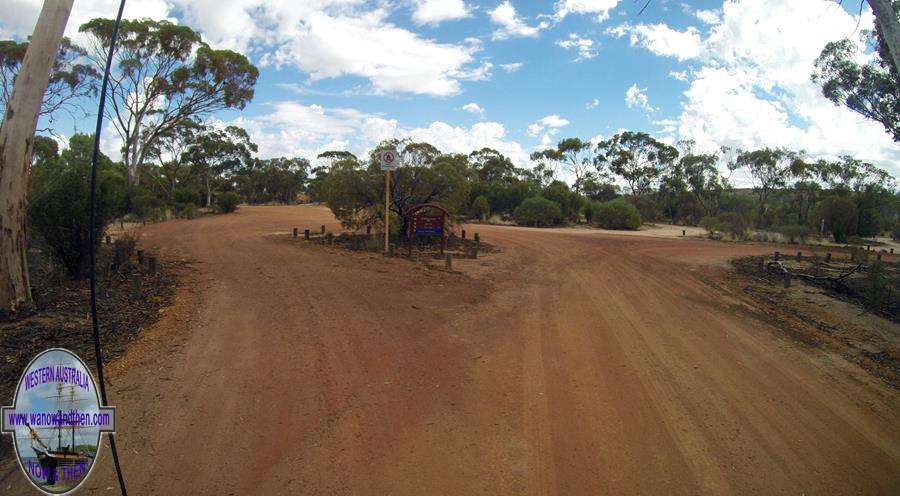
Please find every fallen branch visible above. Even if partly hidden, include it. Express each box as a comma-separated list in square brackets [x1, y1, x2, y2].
[766, 261, 863, 282]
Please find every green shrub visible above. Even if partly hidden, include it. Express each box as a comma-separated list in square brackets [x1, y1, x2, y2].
[471, 195, 490, 220]
[514, 196, 562, 227]
[583, 202, 595, 224]
[179, 202, 198, 219]
[215, 192, 241, 213]
[591, 199, 642, 230]
[173, 186, 203, 206]
[129, 187, 163, 220]
[778, 224, 812, 244]
[716, 212, 749, 240]
[28, 165, 126, 278]
[819, 196, 858, 243]
[699, 215, 720, 236]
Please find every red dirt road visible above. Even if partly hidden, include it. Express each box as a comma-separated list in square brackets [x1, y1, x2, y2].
[6, 205, 899, 495]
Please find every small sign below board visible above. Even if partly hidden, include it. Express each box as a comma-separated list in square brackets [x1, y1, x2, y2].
[380, 149, 398, 171]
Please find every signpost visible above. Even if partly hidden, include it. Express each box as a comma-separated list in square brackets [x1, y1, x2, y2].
[379, 149, 398, 253]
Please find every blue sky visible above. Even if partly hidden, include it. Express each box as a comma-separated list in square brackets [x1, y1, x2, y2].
[2, 0, 896, 181]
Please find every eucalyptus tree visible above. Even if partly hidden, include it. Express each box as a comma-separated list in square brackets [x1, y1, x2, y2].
[0, 37, 98, 123]
[735, 148, 797, 227]
[79, 18, 258, 185]
[183, 125, 257, 207]
[595, 131, 679, 198]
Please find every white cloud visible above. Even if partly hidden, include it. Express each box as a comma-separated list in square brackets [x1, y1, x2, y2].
[625, 84, 656, 113]
[553, 0, 620, 23]
[489, 1, 548, 40]
[232, 101, 528, 165]
[606, 22, 703, 61]
[586, 98, 600, 109]
[556, 33, 598, 61]
[462, 102, 486, 118]
[0, 0, 172, 40]
[669, 70, 689, 81]
[694, 9, 722, 25]
[412, 0, 472, 26]
[667, 0, 899, 177]
[527, 114, 570, 138]
[500, 62, 524, 72]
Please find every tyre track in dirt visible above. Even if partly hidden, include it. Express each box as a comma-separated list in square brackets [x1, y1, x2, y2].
[2, 205, 896, 495]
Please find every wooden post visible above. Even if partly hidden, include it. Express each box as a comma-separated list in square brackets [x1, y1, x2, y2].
[462, 229, 466, 240]
[0, 0, 75, 318]
[445, 253, 452, 271]
[131, 274, 142, 299]
[148, 257, 157, 274]
[293, 228, 298, 237]
[384, 170, 391, 253]
[773, 251, 780, 261]
[137, 250, 145, 265]
[825, 252, 832, 263]
[304, 229, 310, 240]
[682, 230, 686, 236]
[326, 232, 333, 245]
[796, 251, 802, 262]
[321, 225, 326, 235]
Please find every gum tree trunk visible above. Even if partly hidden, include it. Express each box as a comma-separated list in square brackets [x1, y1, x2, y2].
[0, 0, 73, 319]
[870, 0, 900, 75]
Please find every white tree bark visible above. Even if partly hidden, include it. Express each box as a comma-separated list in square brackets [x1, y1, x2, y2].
[0, 0, 73, 319]
[870, 0, 900, 75]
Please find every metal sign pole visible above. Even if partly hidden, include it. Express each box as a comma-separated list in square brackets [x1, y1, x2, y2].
[385, 169, 391, 253]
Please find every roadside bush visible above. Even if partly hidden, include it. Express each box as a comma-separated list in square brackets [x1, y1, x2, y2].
[514, 196, 563, 227]
[778, 224, 812, 244]
[215, 192, 241, 213]
[173, 186, 203, 206]
[129, 187, 163, 220]
[29, 166, 126, 278]
[179, 202, 198, 219]
[699, 215, 720, 237]
[591, 199, 642, 230]
[819, 196, 858, 243]
[471, 195, 490, 220]
[716, 212, 749, 240]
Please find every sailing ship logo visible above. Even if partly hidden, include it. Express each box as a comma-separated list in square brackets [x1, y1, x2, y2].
[2, 348, 117, 495]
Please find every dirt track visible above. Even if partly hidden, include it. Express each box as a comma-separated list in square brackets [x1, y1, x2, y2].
[5, 205, 899, 495]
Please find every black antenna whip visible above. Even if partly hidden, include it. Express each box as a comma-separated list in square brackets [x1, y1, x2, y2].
[88, 0, 129, 494]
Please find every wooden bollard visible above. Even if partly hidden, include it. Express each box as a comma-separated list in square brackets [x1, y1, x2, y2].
[682, 230, 686, 236]
[773, 251, 780, 261]
[148, 257, 157, 274]
[293, 228, 298, 237]
[474, 233, 480, 244]
[304, 229, 310, 240]
[445, 253, 452, 271]
[796, 251, 802, 262]
[783, 273, 790, 289]
[137, 250, 144, 265]
[105, 235, 111, 245]
[461, 229, 466, 240]
[825, 253, 832, 263]
[867, 245, 871, 251]
[326, 232, 333, 244]
[321, 225, 326, 235]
